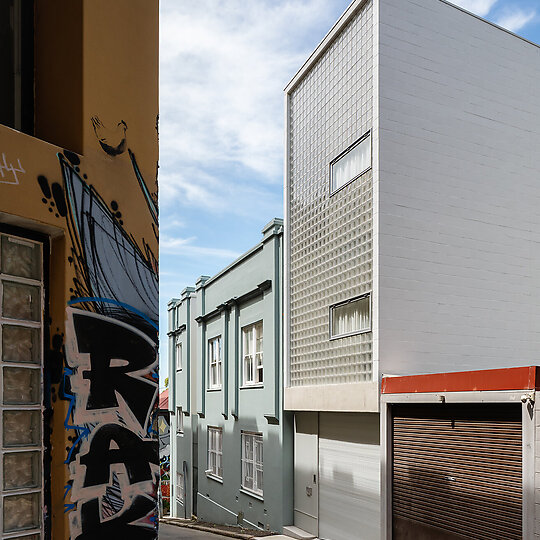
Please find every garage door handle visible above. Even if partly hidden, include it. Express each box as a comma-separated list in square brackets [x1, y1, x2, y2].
[445, 476, 456, 481]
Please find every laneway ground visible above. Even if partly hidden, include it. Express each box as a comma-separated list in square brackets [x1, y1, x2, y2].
[160, 522, 232, 539]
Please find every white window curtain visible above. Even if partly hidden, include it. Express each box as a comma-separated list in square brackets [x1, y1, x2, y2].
[331, 133, 371, 192]
[331, 295, 370, 337]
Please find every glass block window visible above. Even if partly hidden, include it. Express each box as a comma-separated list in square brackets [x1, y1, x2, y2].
[242, 322, 263, 386]
[207, 427, 222, 479]
[241, 432, 263, 497]
[330, 295, 371, 338]
[330, 133, 371, 193]
[0, 232, 43, 539]
[288, 0, 374, 386]
[175, 337, 182, 371]
[208, 336, 222, 389]
[176, 472, 184, 503]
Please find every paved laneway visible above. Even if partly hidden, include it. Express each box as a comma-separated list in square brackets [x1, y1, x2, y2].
[159, 522, 233, 539]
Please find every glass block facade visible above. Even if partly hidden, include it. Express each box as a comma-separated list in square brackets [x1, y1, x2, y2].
[288, 1, 374, 386]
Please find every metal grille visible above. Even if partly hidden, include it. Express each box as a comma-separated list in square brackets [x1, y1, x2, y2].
[288, 0, 374, 387]
[0, 232, 44, 539]
[392, 404, 522, 540]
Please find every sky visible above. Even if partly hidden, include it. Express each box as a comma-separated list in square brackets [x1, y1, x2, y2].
[158, 0, 540, 385]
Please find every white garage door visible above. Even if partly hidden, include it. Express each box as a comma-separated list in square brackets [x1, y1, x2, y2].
[318, 413, 380, 540]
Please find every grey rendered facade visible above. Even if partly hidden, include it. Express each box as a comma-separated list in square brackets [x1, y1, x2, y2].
[285, 1, 540, 539]
[168, 219, 293, 533]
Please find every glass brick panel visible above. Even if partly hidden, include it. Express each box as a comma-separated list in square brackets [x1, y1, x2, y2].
[2, 325, 40, 364]
[288, 0, 374, 386]
[3, 451, 40, 490]
[2, 282, 41, 321]
[1, 236, 41, 280]
[3, 492, 40, 532]
[3, 410, 41, 447]
[3, 367, 40, 404]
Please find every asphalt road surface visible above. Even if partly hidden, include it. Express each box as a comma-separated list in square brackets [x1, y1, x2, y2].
[159, 522, 232, 539]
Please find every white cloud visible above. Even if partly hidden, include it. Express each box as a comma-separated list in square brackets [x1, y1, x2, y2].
[450, 0, 498, 16]
[496, 8, 536, 32]
[160, 234, 241, 259]
[159, 0, 348, 199]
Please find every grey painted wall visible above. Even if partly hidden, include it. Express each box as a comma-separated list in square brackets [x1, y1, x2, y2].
[378, 0, 540, 376]
[168, 219, 293, 533]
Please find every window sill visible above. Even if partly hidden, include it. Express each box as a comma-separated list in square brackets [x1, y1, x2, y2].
[329, 327, 371, 341]
[240, 384, 264, 390]
[239, 487, 263, 501]
[207, 387, 222, 392]
[206, 473, 223, 484]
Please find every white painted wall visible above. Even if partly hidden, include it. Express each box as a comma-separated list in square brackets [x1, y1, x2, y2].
[378, 0, 540, 376]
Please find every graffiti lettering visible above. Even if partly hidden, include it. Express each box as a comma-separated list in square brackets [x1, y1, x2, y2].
[71, 312, 157, 429]
[0, 152, 25, 184]
[80, 424, 157, 487]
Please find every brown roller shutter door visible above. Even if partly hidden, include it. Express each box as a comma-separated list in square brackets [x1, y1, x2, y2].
[392, 403, 522, 540]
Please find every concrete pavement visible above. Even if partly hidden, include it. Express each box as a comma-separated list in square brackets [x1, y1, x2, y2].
[160, 522, 233, 539]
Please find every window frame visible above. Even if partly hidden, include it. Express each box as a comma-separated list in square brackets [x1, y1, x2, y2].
[242, 321, 263, 387]
[175, 336, 182, 371]
[241, 431, 263, 498]
[206, 426, 223, 480]
[176, 471, 184, 503]
[176, 407, 183, 435]
[207, 335, 222, 390]
[329, 293, 372, 340]
[329, 131, 372, 195]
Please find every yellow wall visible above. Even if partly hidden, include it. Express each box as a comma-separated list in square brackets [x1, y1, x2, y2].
[0, 1, 158, 538]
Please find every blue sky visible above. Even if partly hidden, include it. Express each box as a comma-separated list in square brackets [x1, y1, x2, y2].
[158, 0, 540, 385]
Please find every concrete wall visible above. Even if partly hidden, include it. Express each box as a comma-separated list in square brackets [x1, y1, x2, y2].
[170, 221, 293, 533]
[378, 0, 540, 376]
[0, 1, 159, 538]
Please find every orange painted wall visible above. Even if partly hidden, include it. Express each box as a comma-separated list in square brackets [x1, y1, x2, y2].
[0, 1, 158, 538]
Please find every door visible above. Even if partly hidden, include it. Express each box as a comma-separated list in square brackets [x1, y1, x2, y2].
[318, 413, 380, 540]
[294, 412, 319, 536]
[0, 231, 44, 539]
[392, 403, 522, 540]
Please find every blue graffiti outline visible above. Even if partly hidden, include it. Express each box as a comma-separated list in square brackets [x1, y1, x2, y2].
[63, 366, 91, 465]
[67, 297, 158, 331]
[63, 484, 76, 513]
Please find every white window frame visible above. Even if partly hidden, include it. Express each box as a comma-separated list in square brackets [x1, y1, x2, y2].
[329, 293, 371, 339]
[241, 431, 263, 497]
[176, 407, 183, 435]
[207, 426, 223, 480]
[208, 336, 222, 389]
[175, 336, 182, 371]
[329, 131, 372, 194]
[242, 321, 263, 386]
[0, 231, 45, 540]
[176, 471, 184, 503]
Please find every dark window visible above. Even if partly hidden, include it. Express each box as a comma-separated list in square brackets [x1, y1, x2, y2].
[0, 0, 34, 134]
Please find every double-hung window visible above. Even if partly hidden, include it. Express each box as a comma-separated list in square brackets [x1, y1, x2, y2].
[0, 232, 44, 539]
[241, 432, 263, 497]
[330, 294, 371, 339]
[175, 337, 182, 371]
[176, 472, 184, 503]
[208, 336, 222, 389]
[207, 427, 223, 479]
[330, 132, 371, 193]
[176, 407, 183, 435]
[242, 322, 263, 386]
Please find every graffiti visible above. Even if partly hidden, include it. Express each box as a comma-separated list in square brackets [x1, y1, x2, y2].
[65, 309, 158, 539]
[0, 152, 25, 184]
[91, 117, 128, 156]
[39, 130, 160, 538]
